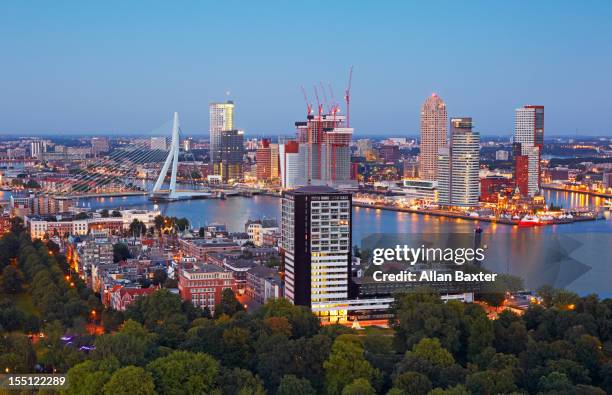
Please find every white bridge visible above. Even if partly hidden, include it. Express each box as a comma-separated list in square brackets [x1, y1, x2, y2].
[150, 112, 212, 201]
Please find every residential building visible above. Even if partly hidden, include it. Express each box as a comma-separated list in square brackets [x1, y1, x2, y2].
[245, 218, 279, 247]
[109, 286, 156, 311]
[279, 140, 303, 189]
[91, 137, 110, 156]
[514, 105, 544, 194]
[178, 262, 236, 312]
[246, 266, 283, 304]
[419, 93, 448, 182]
[210, 101, 235, 175]
[281, 186, 352, 323]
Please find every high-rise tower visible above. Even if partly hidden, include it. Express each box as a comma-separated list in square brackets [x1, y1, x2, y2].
[281, 186, 352, 323]
[419, 93, 448, 182]
[209, 101, 235, 174]
[514, 105, 544, 196]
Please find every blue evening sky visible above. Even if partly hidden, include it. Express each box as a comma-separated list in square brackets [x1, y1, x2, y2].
[1, 1, 611, 137]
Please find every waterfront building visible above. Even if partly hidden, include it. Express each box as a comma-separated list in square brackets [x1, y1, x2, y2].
[419, 93, 448, 182]
[437, 118, 480, 207]
[450, 118, 480, 207]
[256, 139, 280, 183]
[400, 179, 438, 203]
[178, 262, 236, 312]
[279, 140, 304, 189]
[514, 105, 544, 194]
[281, 186, 352, 323]
[480, 176, 515, 203]
[210, 101, 235, 175]
[219, 129, 244, 182]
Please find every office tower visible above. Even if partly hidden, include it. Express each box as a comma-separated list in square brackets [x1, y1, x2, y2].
[514, 105, 544, 194]
[219, 129, 244, 182]
[450, 118, 480, 206]
[295, 113, 354, 187]
[30, 140, 45, 158]
[419, 93, 448, 182]
[437, 148, 451, 205]
[281, 186, 352, 323]
[256, 139, 279, 183]
[279, 141, 304, 189]
[150, 137, 167, 151]
[437, 118, 480, 207]
[91, 137, 110, 156]
[210, 101, 235, 174]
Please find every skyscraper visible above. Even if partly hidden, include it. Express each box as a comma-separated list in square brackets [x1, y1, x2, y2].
[209, 101, 235, 175]
[437, 118, 480, 207]
[281, 186, 351, 322]
[279, 141, 303, 189]
[419, 93, 448, 182]
[514, 105, 544, 195]
[219, 129, 244, 182]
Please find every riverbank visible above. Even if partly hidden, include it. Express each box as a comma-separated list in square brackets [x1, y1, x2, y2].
[542, 184, 612, 199]
[352, 201, 600, 226]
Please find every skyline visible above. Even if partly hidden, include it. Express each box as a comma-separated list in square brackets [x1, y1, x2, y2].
[1, 1, 612, 136]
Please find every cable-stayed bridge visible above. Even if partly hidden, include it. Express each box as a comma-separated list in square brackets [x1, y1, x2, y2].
[32, 112, 216, 201]
[149, 112, 212, 201]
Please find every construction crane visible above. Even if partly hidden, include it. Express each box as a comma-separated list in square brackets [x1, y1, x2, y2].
[344, 65, 353, 127]
[328, 82, 339, 122]
[300, 85, 313, 116]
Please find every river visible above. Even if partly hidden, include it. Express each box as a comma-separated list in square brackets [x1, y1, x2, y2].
[3, 189, 610, 296]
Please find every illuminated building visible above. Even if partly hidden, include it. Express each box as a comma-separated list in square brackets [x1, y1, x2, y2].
[209, 101, 235, 175]
[419, 93, 448, 182]
[279, 141, 303, 189]
[437, 118, 480, 207]
[281, 186, 351, 323]
[480, 176, 514, 203]
[219, 129, 244, 182]
[178, 262, 236, 312]
[256, 139, 279, 183]
[515, 105, 544, 194]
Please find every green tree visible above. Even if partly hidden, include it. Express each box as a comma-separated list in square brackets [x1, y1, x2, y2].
[465, 369, 517, 395]
[93, 320, 155, 366]
[393, 371, 432, 395]
[111, 210, 122, 217]
[1, 265, 25, 293]
[146, 351, 218, 395]
[216, 367, 265, 395]
[215, 288, 244, 317]
[102, 366, 156, 395]
[75, 212, 89, 220]
[151, 269, 167, 286]
[100, 209, 109, 218]
[64, 358, 120, 395]
[276, 374, 316, 395]
[342, 378, 376, 395]
[324, 335, 379, 395]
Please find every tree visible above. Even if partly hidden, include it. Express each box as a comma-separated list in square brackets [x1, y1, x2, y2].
[341, 378, 376, 395]
[216, 367, 265, 395]
[102, 366, 156, 395]
[151, 268, 167, 286]
[538, 371, 574, 393]
[154, 215, 165, 231]
[75, 212, 89, 220]
[93, 320, 155, 366]
[465, 369, 517, 395]
[111, 210, 122, 218]
[100, 209, 109, 218]
[146, 351, 219, 395]
[129, 219, 146, 237]
[1, 265, 25, 293]
[324, 335, 379, 395]
[277, 374, 316, 395]
[175, 217, 189, 232]
[215, 288, 244, 318]
[64, 358, 120, 395]
[113, 243, 131, 262]
[25, 179, 40, 189]
[393, 371, 432, 395]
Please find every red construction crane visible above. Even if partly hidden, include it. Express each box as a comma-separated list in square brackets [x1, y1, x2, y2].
[344, 66, 353, 127]
[300, 85, 313, 116]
